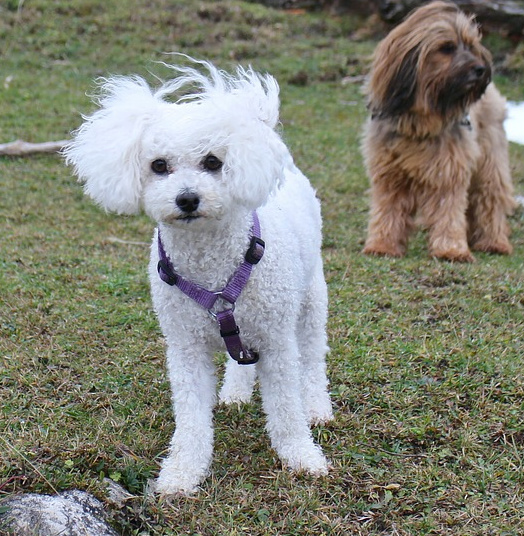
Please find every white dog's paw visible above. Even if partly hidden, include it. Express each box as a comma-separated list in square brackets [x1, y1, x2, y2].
[301, 381, 333, 426]
[279, 443, 329, 476]
[307, 405, 334, 427]
[218, 384, 253, 405]
[153, 458, 209, 497]
[153, 470, 202, 497]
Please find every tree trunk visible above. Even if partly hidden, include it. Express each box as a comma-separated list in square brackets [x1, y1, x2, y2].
[375, 0, 524, 37]
[250, 0, 524, 37]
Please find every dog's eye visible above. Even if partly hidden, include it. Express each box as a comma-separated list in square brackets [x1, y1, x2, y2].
[439, 42, 457, 55]
[151, 159, 168, 175]
[201, 154, 223, 172]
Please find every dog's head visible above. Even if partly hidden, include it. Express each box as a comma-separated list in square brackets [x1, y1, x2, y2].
[366, 0, 492, 122]
[63, 59, 293, 224]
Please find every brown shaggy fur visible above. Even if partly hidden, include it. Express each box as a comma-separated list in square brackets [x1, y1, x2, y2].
[362, 0, 515, 262]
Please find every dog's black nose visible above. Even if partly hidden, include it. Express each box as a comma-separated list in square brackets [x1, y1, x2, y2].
[473, 64, 486, 78]
[176, 191, 200, 213]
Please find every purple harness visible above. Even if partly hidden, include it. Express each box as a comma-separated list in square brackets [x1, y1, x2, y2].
[157, 212, 265, 365]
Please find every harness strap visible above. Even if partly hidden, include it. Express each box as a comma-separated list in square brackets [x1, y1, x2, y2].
[217, 308, 259, 365]
[157, 212, 264, 365]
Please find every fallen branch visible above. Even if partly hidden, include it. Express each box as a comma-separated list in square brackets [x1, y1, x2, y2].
[0, 139, 68, 156]
[106, 236, 150, 247]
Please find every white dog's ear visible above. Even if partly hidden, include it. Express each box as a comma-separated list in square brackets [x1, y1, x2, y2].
[242, 69, 281, 130]
[222, 69, 294, 208]
[64, 76, 159, 214]
[225, 126, 293, 209]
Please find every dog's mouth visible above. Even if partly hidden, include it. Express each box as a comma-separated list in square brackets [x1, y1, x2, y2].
[437, 71, 490, 114]
[463, 75, 489, 93]
[161, 212, 203, 225]
[177, 214, 201, 222]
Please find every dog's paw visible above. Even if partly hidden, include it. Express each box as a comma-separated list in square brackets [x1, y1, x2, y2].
[305, 397, 334, 427]
[436, 252, 475, 262]
[279, 443, 329, 476]
[218, 381, 253, 405]
[471, 238, 513, 255]
[431, 248, 475, 263]
[153, 472, 201, 497]
[146, 478, 193, 500]
[219, 391, 252, 405]
[154, 456, 209, 497]
[363, 241, 405, 258]
[308, 408, 334, 427]
[290, 454, 329, 476]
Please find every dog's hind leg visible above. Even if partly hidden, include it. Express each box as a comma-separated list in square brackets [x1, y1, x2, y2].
[296, 262, 333, 426]
[219, 358, 257, 405]
[468, 166, 515, 255]
[468, 93, 515, 254]
[155, 346, 217, 496]
[257, 338, 329, 476]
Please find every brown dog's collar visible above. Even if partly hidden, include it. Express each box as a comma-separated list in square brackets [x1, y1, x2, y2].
[459, 114, 472, 130]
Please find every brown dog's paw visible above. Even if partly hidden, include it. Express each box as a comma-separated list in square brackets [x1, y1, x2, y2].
[471, 239, 513, 255]
[431, 247, 475, 263]
[363, 240, 405, 258]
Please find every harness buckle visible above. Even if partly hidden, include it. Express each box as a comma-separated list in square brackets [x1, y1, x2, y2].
[157, 260, 178, 286]
[207, 294, 235, 321]
[459, 114, 472, 130]
[245, 236, 265, 265]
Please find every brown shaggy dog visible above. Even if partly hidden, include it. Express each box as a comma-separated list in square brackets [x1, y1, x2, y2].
[362, 0, 515, 262]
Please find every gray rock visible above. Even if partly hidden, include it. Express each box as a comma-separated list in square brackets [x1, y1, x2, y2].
[0, 489, 118, 536]
[103, 478, 134, 508]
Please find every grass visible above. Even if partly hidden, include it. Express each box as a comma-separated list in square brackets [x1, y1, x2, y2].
[1, 1, 524, 534]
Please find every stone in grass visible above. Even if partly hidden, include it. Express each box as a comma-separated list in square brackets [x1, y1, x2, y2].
[0, 489, 118, 536]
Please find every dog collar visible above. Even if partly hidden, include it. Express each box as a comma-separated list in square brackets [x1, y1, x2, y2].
[157, 211, 265, 365]
[459, 114, 472, 130]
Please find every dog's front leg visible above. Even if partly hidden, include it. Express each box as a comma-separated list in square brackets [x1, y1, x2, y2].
[363, 172, 415, 258]
[424, 184, 475, 262]
[257, 342, 329, 476]
[155, 346, 217, 496]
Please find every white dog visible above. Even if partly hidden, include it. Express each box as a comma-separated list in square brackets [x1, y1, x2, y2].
[64, 59, 333, 495]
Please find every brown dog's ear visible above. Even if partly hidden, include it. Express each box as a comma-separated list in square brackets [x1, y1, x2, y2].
[370, 46, 419, 118]
[477, 44, 493, 92]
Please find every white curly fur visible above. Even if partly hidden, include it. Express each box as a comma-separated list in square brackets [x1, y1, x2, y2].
[64, 59, 333, 496]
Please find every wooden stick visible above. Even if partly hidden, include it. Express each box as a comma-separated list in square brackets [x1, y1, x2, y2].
[0, 139, 68, 156]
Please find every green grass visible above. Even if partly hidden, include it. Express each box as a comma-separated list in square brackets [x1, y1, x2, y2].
[1, 1, 524, 534]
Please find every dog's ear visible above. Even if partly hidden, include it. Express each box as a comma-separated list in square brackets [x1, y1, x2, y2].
[218, 68, 293, 209]
[381, 48, 419, 117]
[248, 71, 280, 130]
[64, 77, 159, 214]
[369, 46, 419, 118]
[475, 43, 493, 98]
[224, 124, 293, 209]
